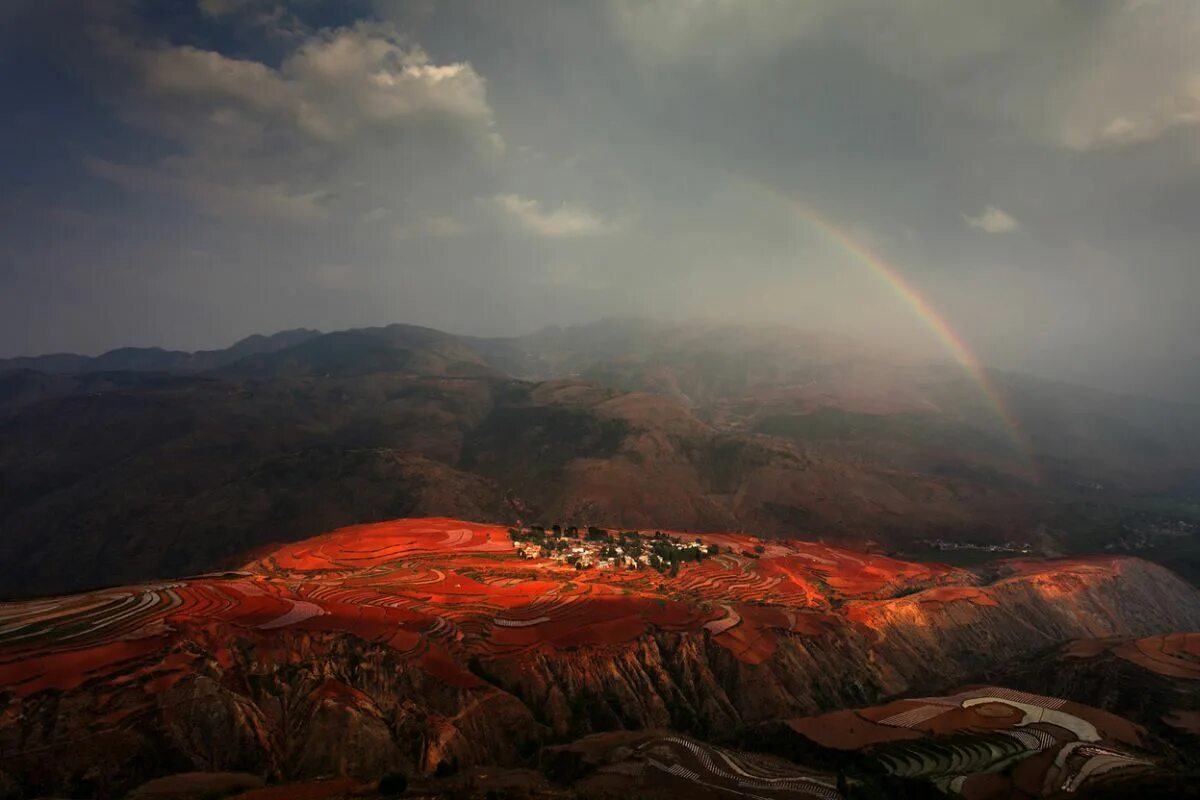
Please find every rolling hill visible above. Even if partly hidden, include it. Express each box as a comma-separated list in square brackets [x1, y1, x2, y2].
[2, 319, 1200, 597]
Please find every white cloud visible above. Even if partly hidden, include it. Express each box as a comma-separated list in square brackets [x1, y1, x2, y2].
[963, 205, 1018, 234]
[489, 194, 613, 238]
[87, 21, 502, 223]
[139, 45, 295, 124]
[122, 22, 500, 151]
[1047, 3, 1200, 151]
[280, 25, 500, 147]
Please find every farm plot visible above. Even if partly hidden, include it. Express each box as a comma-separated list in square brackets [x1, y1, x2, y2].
[637, 735, 840, 800]
[0, 517, 1026, 701]
[785, 686, 1155, 797]
[2, 517, 1159, 722]
[1113, 632, 1200, 680]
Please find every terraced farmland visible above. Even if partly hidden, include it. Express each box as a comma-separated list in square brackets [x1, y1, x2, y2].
[0, 516, 1197, 797]
[785, 687, 1156, 797]
[1067, 633, 1200, 681]
[0, 517, 979, 695]
[543, 731, 841, 799]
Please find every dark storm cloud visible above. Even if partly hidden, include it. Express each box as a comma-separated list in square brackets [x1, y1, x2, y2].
[1, 0, 1198, 398]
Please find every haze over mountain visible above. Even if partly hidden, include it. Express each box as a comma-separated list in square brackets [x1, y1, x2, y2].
[0, 328, 321, 375]
[4, 318, 1200, 598]
[5, 1, 1200, 401]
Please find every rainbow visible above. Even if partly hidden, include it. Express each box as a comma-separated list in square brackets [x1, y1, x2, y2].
[764, 190, 1036, 474]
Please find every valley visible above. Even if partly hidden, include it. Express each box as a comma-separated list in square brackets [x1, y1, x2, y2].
[4, 320, 1200, 599]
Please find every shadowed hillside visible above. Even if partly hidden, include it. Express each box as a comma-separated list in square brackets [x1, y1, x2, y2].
[3, 319, 1200, 597]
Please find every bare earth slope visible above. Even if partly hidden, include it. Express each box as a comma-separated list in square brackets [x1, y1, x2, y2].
[1, 517, 1197, 797]
[0, 371, 1050, 598]
[993, 633, 1200, 752]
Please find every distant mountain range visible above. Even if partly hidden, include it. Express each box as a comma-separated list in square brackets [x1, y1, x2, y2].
[0, 328, 323, 374]
[2, 318, 1199, 597]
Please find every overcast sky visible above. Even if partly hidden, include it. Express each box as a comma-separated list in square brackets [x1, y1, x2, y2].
[2, 1, 1199, 397]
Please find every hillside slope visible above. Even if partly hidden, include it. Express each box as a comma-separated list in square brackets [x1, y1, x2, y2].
[3, 319, 1200, 597]
[1, 517, 1197, 797]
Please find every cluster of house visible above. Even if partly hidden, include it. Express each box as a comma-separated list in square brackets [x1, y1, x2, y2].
[514, 541, 638, 570]
[919, 538, 1032, 554]
[1106, 517, 1197, 552]
[514, 534, 707, 571]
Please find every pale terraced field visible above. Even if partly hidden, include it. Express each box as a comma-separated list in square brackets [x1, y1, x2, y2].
[563, 730, 841, 799]
[787, 686, 1154, 798]
[636, 734, 840, 799]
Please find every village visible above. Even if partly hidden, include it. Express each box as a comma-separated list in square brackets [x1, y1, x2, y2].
[916, 537, 1033, 555]
[508, 524, 719, 574]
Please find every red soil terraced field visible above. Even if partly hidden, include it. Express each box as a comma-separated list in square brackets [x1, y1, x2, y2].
[0, 517, 984, 697]
[1064, 633, 1200, 681]
[0, 516, 1196, 797]
[1, 518, 1173, 702]
[785, 687, 1154, 798]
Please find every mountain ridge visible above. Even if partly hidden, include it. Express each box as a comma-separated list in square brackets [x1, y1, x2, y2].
[2, 319, 1200, 598]
[0, 328, 323, 374]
